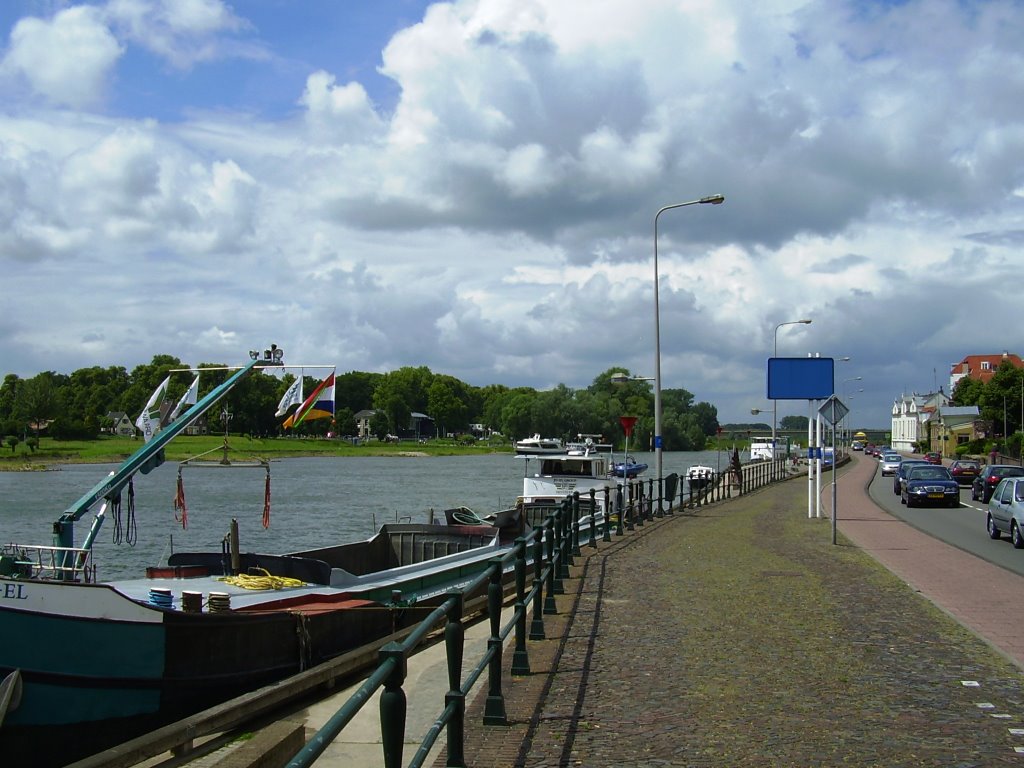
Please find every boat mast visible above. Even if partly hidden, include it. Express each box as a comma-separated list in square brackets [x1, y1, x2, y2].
[54, 345, 284, 561]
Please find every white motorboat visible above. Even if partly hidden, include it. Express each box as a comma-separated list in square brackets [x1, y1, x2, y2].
[514, 434, 564, 455]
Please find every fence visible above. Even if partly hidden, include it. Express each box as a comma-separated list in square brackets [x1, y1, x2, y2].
[284, 458, 795, 768]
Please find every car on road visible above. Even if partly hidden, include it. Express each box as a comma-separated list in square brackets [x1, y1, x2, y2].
[880, 454, 902, 476]
[972, 465, 1024, 503]
[948, 459, 981, 486]
[852, 441, 864, 451]
[923, 451, 943, 465]
[986, 477, 1024, 547]
[901, 465, 960, 508]
[893, 458, 931, 494]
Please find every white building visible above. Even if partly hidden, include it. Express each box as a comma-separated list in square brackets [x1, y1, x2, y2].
[891, 390, 949, 452]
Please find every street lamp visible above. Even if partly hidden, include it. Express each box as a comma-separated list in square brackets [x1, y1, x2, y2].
[772, 319, 812, 459]
[654, 194, 725, 486]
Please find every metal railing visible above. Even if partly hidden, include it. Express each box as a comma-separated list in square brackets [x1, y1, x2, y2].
[0, 543, 96, 582]
[282, 471, 702, 768]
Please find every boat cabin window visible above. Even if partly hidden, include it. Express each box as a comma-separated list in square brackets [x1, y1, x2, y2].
[540, 459, 592, 476]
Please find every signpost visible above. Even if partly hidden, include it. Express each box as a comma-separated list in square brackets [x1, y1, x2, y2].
[767, 356, 836, 520]
[819, 396, 849, 544]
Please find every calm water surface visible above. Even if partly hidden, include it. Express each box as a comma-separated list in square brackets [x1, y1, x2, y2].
[0, 450, 728, 580]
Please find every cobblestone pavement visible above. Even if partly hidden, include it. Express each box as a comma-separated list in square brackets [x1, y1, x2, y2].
[437, 459, 1024, 767]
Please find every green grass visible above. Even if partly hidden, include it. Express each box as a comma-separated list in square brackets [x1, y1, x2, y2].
[0, 434, 513, 467]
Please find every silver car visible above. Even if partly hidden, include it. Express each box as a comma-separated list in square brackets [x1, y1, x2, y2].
[880, 453, 901, 476]
[986, 477, 1024, 548]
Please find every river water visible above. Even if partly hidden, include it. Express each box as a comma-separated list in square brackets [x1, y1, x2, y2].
[0, 449, 732, 581]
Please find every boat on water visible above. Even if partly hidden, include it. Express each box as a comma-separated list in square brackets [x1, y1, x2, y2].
[686, 465, 717, 491]
[565, 433, 613, 454]
[749, 438, 779, 461]
[514, 434, 565, 455]
[518, 446, 621, 525]
[611, 457, 648, 478]
[0, 346, 513, 767]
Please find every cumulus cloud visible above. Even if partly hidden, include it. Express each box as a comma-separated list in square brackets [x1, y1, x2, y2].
[1, 5, 123, 108]
[1, 0, 1023, 424]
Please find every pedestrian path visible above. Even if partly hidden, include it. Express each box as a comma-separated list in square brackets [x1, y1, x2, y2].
[440, 455, 1024, 767]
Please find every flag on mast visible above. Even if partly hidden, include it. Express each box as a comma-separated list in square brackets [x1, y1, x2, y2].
[135, 375, 170, 442]
[169, 375, 200, 423]
[275, 377, 304, 417]
[282, 373, 335, 429]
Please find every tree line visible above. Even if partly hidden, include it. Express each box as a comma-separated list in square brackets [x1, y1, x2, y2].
[0, 356, 722, 451]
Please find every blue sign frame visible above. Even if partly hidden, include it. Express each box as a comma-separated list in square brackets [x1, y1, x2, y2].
[767, 357, 835, 400]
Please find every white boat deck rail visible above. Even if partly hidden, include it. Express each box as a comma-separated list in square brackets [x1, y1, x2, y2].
[0, 542, 95, 582]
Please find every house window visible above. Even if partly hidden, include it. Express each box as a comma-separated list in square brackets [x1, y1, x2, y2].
[981, 361, 991, 371]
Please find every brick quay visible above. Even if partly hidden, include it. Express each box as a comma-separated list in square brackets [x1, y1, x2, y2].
[438, 454, 1024, 767]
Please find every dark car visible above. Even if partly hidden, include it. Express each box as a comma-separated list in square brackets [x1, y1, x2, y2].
[901, 465, 960, 508]
[948, 459, 981, 486]
[972, 465, 1024, 503]
[893, 459, 931, 494]
[923, 451, 943, 465]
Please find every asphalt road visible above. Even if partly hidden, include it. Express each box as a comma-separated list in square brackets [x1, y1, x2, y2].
[864, 458, 1024, 576]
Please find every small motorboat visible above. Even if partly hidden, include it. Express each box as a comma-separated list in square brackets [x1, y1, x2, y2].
[611, 457, 648, 478]
[686, 465, 716, 491]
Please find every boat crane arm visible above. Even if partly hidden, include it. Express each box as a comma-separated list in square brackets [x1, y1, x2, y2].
[53, 346, 283, 551]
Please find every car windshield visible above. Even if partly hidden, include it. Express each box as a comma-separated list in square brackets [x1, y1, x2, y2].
[955, 461, 979, 469]
[908, 468, 951, 480]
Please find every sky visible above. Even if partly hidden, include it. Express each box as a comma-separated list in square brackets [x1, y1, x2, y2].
[0, 0, 1022, 429]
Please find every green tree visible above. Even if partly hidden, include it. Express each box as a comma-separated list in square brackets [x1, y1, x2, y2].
[20, 372, 62, 438]
[427, 376, 470, 437]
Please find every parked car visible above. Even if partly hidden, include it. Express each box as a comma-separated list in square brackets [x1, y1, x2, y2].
[986, 477, 1024, 547]
[923, 451, 943, 465]
[901, 465, 960, 508]
[893, 459, 931, 494]
[948, 459, 981, 486]
[880, 454, 902, 476]
[972, 465, 1024, 503]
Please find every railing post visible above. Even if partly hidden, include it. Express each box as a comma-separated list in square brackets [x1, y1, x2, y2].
[634, 480, 644, 527]
[530, 528, 547, 637]
[511, 538, 530, 676]
[656, 476, 664, 517]
[378, 642, 408, 768]
[624, 480, 635, 531]
[602, 487, 612, 542]
[444, 593, 466, 768]
[547, 512, 564, 598]
[483, 558, 507, 725]
[615, 484, 625, 536]
[571, 492, 582, 557]
[588, 488, 598, 547]
[558, 499, 572, 579]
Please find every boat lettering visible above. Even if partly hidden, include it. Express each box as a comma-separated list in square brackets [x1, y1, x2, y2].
[554, 479, 577, 491]
[2, 583, 28, 600]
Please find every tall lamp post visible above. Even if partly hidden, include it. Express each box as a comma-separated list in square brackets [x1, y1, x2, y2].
[772, 319, 812, 459]
[654, 194, 725, 485]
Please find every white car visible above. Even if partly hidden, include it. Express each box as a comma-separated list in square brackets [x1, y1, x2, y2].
[880, 454, 902, 476]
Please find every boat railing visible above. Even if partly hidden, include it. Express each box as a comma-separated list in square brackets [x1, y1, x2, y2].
[0, 542, 96, 582]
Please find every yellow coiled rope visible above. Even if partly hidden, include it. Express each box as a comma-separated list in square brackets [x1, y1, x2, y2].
[217, 567, 305, 590]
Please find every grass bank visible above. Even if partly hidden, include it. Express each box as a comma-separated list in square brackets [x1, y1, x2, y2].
[0, 434, 513, 468]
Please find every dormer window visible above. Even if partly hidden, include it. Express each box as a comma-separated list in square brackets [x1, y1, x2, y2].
[981, 361, 991, 371]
